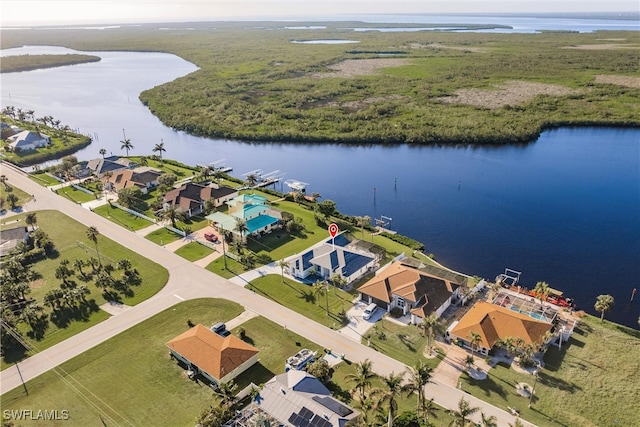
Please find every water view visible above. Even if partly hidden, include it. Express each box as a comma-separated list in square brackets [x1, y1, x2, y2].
[1, 43, 638, 328]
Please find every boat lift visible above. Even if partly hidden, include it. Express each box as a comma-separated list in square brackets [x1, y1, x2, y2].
[285, 179, 310, 193]
[496, 268, 522, 287]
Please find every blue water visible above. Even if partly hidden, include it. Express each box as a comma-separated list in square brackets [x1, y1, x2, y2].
[1, 33, 639, 328]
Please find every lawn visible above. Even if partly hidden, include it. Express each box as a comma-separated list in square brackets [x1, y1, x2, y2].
[54, 186, 97, 204]
[92, 203, 156, 231]
[1, 299, 244, 427]
[362, 318, 443, 370]
[174, 241, 215, 261]
[29, 172, 62, 187]
[145, 226, 184, 245]
[460, 314, 640, 427]
[244, 274, 354, 329]
[1, 182, 32, 209]
[0, 210, 169, 369]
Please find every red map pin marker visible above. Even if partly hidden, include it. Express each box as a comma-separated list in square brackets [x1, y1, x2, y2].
[328, 223, 339, 238]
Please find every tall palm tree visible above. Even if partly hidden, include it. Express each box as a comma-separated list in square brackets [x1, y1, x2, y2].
[214, 380, 237, 408]
[86, 226, 101, 266]
[246, 173, 259, 187]
[311, 280, 326, 306]
[373, 372, 403, 427]
[0, 174, 9, 190]
[120, 129, 134, 156]
[277, 259, 289, 283]
[421, 313, 444, 353]
[594, 294, 614, 321]
[99, 148, 107, 159]
[234, 218, 249, 242]
[345, 359, 377, 402]
[533, 281, 550, 306]
[448, 397, 479, 427]
[153, 140, 166, 161]
[25, 212, 37, 231]
[355, 215, 371, 239]
[402, 361, 434, 420]
[468, 331, 482, 356]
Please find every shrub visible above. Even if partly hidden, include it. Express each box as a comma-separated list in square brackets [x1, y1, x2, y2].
[389, 307, 404, 318]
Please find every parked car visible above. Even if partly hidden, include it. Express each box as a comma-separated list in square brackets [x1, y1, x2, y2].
[204, 232, 219, 243]
[211, 322, 230, 337]
[362, 303, 377, 320]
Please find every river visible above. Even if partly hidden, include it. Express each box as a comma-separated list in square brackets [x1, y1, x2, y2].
[1, 36, 639, 328]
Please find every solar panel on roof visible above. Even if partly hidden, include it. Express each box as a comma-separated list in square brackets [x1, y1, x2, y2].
[312, 396, 353, 417]
[310, 414, 332, 427]
[300, 407, 314, 420]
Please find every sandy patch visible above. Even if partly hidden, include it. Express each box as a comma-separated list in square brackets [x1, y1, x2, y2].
[562, 44, 640, 50]
[437, 80, 578, 109]
[409, 42, 486, 53]
[309, 58, 409, 78]
[595, 74, 640, 88]
[29, 279, 45, 289]
[324, 95, 405, 111]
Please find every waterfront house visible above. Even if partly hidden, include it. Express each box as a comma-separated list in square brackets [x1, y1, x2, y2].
[446, 300, 553, 356]
[7, 130, 50, 151]
[206, 193, 280, 241]
[86, 155, 137, 178]
[105, 166, 163, 194]
[253, 370, 359, 427]
[357, 261, 461, 323]
[289, 234, 377, 286]
[163, 182, 238, 218]
[166, 324, 259, 388]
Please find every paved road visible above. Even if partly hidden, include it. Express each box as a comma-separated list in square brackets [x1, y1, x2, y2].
[0, 163, 532, 426]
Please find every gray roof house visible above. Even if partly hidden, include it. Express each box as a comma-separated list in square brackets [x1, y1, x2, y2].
[0, 226, 29, 257]
[86, 156, 137, 178]
[7, 130, 50, 151]
[254, 370, 359, 427]
[289, 233, 377, 285]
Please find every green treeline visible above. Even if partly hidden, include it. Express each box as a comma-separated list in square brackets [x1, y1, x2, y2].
[0, 54, 101, 73]
[1, 23, 638, 144]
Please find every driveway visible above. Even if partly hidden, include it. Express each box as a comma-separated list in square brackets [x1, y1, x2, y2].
[337, 299, 384, 341]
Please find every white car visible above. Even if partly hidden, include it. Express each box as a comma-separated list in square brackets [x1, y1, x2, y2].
[362, 303, 377, 320]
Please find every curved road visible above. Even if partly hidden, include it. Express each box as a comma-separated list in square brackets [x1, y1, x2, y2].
[0, 163, 532, 426]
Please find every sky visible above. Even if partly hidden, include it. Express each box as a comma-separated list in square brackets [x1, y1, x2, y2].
[1, 0, 638, 26]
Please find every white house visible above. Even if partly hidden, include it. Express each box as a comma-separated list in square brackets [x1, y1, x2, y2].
[7, 130, 50, 151]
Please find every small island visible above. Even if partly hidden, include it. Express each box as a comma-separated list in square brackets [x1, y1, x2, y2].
[0, 54, 101, 73]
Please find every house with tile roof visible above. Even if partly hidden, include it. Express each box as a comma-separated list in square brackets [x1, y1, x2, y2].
[357, 260, 461, 324]
[206, 193, 281, 241]
[163, 182, 238, 218]
[446, 300, 553, 356]
[166, 324, 259, 387]
[289, 234, 378, 286]
[105, 166, 163, 194]
[253, 370, 359, 427]
[86, 156, 137, 178]
[7, 130, 50, 151]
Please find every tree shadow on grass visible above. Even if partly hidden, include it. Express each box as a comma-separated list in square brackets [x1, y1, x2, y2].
[298, 289, 317, 304]
[234, 362, 274, 391]
[327, 380, 353, 404]
[538, 371, 582, 394]
[465, 372, 509, 400]
[49, 300, 100, 328]
[397, 333, 416, 353]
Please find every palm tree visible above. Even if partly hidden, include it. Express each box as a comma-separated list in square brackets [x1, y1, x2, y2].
[373, 372, 403, 427]
[214, 380, 237, 408]
[533, 281, 550, 306]
[6, 193, 18, 209]
[234, 218, 249, 242]
[153, 140, 166, 161]
[594, 294, 614, 321]
[25, 212, 37, 231]
[311, 280, 326, 306]
[354, 215, 371, 239]
[99, 148, 107, 159]
[120, 129, 134, 156]
[161, 204, 186, 228]
[402, 361, 434, 420]
[464, 355, 475, 371]
[0, 174, 9, 190]
[86, 226, 101, 266]
[468, 331, 482, 356]
[448, 397, 479, 427]
[345, 359, 377, 402]
[246, 173, 259, 187]
[277, 259, 289, 283]
[421, 313, 444, 353]
[479, 412, 498, 427]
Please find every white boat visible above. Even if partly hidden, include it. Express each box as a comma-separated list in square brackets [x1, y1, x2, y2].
[285, 348, 316, 371]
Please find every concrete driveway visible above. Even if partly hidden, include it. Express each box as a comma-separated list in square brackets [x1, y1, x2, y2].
[337, 299, 384, 341]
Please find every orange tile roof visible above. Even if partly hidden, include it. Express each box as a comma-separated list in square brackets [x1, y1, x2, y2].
[166, 325, 259, 380]
[450, 301, 552, 349]
[358, 262, 457, 306]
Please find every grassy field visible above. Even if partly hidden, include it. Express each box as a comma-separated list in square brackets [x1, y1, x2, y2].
[244, 274, 354, 329]
[460, 314, 640, 426]
[54, 186, 97, 204]
[0, 210, 169, 369]
[173, 241, 215, 261]
[0, 182, 32, 209]
[29, 172, 62, 187]
[0, 299, 244, 427]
